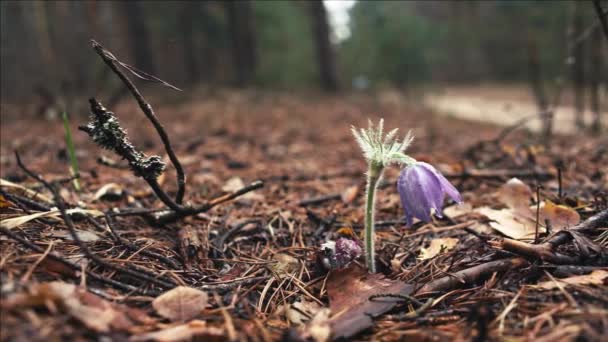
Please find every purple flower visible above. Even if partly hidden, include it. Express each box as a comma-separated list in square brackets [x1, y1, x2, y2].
[397, 162, 463, 226]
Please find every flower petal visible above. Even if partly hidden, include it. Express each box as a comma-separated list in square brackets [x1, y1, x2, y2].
[398, 164, 443, 225]
[418, 162, 463, 205]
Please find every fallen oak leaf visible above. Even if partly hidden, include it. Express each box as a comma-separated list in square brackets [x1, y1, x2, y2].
[418, 237, 459, 260]
[152, 286, 209, 322]
[327, 264, 413, 340]
[476, 206, 540, 240]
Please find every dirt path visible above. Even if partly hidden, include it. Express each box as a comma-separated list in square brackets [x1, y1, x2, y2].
[425, 85, 606, 134]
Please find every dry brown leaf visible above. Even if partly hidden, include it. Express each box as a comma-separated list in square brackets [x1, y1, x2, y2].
[0, 178, 53, 203]
[340, 185, 359, 204]
[535, 270, 608, 290]
[298, 309, 331, 342]
[443, 203, 473, 218]
[3, 281, 151, 332]
[540, 200, 580, 231]
[130, 320, 224, 342]
[0, 208, 104, 229]
[221, 176, 245, 192]
[221, 176, 262, 202]
[327, 265, 413, 340]
[497, 178, 533, 210]
[418, 237, 459, 260]
[286, 299, 323, 325]
[476, 206, 541, 240]
[50, 230, 100, 242]
[152, 286, 208, 322]
[93, 183, 125, 201]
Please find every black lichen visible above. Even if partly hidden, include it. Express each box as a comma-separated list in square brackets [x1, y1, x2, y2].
[79, 98, 165, 180]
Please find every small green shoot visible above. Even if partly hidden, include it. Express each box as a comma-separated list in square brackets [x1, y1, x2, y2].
[62, 111, 81, 191]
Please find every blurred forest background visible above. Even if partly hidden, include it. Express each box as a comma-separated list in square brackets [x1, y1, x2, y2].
[0, 0, 606, 124]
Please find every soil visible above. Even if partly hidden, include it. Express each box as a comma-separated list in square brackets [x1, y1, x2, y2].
[1, 88, 607, 341]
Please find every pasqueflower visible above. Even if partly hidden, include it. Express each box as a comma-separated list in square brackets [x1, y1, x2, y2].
[397, 162, 462, 226]
[351, 119, 414, 273]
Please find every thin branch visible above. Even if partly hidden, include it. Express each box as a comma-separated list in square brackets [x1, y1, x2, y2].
[15, 151, 176, 290]
[155, 180, 264, 225]
[91, 40, 186, 204]
[593, 0, 608, 41]
[0, 226, 150, 295]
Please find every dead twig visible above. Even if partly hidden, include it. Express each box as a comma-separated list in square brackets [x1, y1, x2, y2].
[489, 209, 608, 264]
[416, 257, 529, 294]
[91, 40, 186, 204]
[15, 151, 176, 290]
[0, 226, 150, 295]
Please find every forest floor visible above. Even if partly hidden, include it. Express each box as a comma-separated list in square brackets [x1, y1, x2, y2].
[1, 89, 607, 341]
[425, 84, 606, 134]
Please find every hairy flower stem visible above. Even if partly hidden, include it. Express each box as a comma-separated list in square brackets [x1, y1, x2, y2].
[364, 161, 383, 273]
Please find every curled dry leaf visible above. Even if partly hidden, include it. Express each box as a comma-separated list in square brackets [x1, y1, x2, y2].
[93, 183, 125, 201]
[497, 177, 533, 211]
[152, 286, 209, 322]
[3, 281, 152, 332]
[535, 270, 608, 290]
[476, 206, 540, 240]
[418, 237, 459, 260]
[540, 200, 580, 231]
[327, 265, 413, 340]
[130, 320, 225, 342]
[286, 299, 324, 325]
[0, 178, 53, 203]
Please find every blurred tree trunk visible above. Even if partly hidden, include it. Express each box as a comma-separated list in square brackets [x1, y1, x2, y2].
[226, 0, 257, 87]
[571, 1, 585, 129]
[589, 27, 603, 133]
[310, 0, 339, 92]
[526, 38, 552, 141]
[124, 1, 156, 74]
[180, 1, 200, 84]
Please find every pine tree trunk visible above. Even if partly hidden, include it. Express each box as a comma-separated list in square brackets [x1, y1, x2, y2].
[572, 1, 585, 129]
[180, 1, 200, 84]
[590, 27, 604, 133]
[526, 38, 551, 141]
[310, 0, 339, 92]
[226, 0, 257, 87]
[123, 1, 156, 74]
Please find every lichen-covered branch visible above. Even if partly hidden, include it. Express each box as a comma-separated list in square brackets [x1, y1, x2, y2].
[79, 98, 181, 211]
[80, 98, 165, 180]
